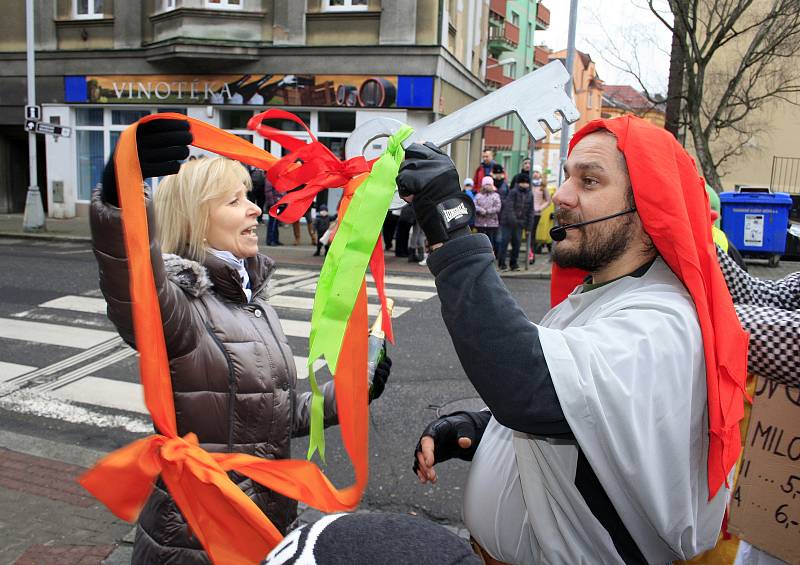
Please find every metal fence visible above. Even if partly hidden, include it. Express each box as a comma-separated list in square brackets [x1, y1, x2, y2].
[770, 156, 800, 194]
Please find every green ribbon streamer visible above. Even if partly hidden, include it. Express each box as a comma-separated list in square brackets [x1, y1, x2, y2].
[306, 124, 414, 461]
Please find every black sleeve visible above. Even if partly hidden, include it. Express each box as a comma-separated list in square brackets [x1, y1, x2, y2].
[427, 234, 572, 437]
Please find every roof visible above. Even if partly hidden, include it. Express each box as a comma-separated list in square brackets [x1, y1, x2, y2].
[602, 84, 664, 113]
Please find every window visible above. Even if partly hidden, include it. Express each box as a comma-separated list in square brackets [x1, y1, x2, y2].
[587, 91, 593, 108]
[74, 0, 103, 18]
[527, 22, 532, 46]
[206, 0, 241, 9]
[163, 0, 176, 10]
[505, 61, 517, 79]
[318, 111, 355, 133]
[322, 0, 368, 12]
[511, 12, 519, 27]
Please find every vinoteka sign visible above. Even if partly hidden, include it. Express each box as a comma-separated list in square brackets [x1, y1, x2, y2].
[64, 74, 434, 109]
[728, 377, 800, 564]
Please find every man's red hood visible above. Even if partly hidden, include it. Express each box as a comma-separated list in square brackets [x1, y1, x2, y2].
[551, 115, 748, 498]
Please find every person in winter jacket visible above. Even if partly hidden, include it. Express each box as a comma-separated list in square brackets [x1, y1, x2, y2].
[497, 173, 534, 271]
[91, 118, 392, 565]
[472, 149, 498, 189]
[473, 176, 502, 252]
[313, 204, 336, 256]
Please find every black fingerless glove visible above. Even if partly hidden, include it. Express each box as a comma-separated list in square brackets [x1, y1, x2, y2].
[396, 142, 475, 246]
[100, 118, 192, 206]
[369, 355, 391, 402]
[412, 410, 492, 474]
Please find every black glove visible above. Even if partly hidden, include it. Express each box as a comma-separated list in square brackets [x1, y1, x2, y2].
[100, 118, 192, 206]
[396, 142, 474, 246]
[412, 410, 492, 474]
[369, 354, 391, 402]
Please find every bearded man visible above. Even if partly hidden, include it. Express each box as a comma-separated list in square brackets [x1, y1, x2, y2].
[397, 116, 747, 565]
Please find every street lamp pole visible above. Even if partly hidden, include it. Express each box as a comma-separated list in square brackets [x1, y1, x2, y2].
[23, 0, 45, 232]
[557, 0, 579, 187]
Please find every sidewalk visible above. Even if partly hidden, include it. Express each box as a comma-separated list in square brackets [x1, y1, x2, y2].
[0, 431, 131, 564]
[0, 214, 553, 279]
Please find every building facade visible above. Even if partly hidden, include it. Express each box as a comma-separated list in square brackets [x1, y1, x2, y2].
[535, 48, 603, 187]
[0, 0, 490, 217]
[483, 0, 549, 177]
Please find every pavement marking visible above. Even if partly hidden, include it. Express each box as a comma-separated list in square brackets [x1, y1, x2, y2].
[0, 361, 36, 383]
[299, 283, 436, 302]
[274, 268, 316, 277]
[0, 318, 117, 349]
[293, 356, 327, 380]
[39, 295, 107, 314]
[280, 318, 313, 338]
[53, 248, 93, 255]
[36, 348, 137, 392]
[367, 274, 437, 288]
[268, 294, 409, 318]
[0, 337, 123, 390]
[50, 376, 147, 415]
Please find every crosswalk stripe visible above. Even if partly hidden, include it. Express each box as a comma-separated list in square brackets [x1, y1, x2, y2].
[36, 348, 137, 392]
[367, 274, 436, 288]
[274, 268, 314, 277]
[0, 361, 36, 383]
[0, 318, 117, 349]
[50, 376, 148, 415]
[299, 283, 436, 302]
[279, 318, 313, 338]
[268, 294, 409, 318]
[293, 356, 327, 380]
[40, 295, 107, 315]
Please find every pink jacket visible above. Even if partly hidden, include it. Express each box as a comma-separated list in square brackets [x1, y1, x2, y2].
[474, 191, 502, 228]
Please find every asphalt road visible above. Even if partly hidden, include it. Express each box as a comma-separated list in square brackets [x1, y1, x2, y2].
[0, 238, 552, 528]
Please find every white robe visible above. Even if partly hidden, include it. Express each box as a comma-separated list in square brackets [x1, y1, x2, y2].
[509, 259, 729, 563]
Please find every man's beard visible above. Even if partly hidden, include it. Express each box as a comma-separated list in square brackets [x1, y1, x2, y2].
[552, 210, 635, 272]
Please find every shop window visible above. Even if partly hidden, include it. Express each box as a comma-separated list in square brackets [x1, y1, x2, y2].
[76, 108, 103, 126]
[206, 0, 241, 9]
[219, 110, 254, 130]
[258, 112, 311, 133]
[318, 111, 355, 133]
[76, 130, 104, 201]
[319, 137, 346, 160]
[111, 109, 151, 125]
[322, 0, 368, 12]
[74, 0, 103, 18]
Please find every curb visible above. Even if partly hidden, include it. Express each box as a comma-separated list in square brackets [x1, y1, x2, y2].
[0, 231, 91, 243]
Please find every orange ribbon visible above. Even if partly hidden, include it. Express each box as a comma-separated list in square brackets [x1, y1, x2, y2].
[79, 114, 372, 564]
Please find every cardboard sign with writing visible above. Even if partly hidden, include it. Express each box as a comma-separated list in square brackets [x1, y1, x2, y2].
[728, 377, 800, 565]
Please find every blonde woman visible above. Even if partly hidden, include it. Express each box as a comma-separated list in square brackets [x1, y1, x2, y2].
[91, 119, 391, 564]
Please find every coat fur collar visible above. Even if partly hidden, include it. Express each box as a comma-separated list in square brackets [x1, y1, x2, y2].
[163, 253, 275, 301]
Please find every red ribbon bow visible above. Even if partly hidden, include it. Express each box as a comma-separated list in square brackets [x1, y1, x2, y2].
[247, 109, 374, 223]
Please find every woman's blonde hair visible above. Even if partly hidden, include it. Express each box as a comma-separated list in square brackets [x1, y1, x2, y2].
[154, 156, 252, 261]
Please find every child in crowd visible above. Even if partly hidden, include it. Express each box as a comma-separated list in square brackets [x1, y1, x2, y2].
[313, 204, 336, 256]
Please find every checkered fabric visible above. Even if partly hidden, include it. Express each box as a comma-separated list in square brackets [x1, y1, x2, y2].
[717, 246, 800, 309]
[716, 246, 799, 388]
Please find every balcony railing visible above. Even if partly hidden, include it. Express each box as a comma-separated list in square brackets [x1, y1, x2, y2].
[484, 125, 514, 150]
[533, 45, 550, 68]
[536, 2, 550, 29]
[488, 20, 519, 51]
[489, 0, 507, 21]
[486, 57, 514, 88]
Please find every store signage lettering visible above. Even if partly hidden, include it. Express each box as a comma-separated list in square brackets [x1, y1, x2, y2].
[64, 74, 435, 109]
[110, 80, 231, 101]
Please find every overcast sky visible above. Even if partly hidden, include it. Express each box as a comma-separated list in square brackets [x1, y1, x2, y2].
[536, 1, 673, 94]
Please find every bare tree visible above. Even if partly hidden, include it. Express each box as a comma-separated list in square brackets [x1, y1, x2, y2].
[597, 0, 800, 190]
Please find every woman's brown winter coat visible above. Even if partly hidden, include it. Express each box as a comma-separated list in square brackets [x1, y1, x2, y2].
[90, 191, 337, 564]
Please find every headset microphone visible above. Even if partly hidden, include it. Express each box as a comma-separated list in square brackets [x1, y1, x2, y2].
[550, 208, 637, 242]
